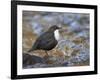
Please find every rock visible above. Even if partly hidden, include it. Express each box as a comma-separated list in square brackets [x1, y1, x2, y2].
[23, 53, 46, 68]
[72, 37, 86, 44]
[31, 63, 49, 68]
[31, 22, 43, 36]
[62, 60, 74, 66]
[32, 15, 41, 21]
[63, 13, 77, 25]
[77, 30, 89, 39]
[69, 49, 89, 63]
[69, 21, 82, 32]
[57, 40, 75, 49]
[57, 40, 75, 56]
[48, 49, 65, 57]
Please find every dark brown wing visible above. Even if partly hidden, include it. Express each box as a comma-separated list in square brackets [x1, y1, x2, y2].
[33, 31, 57, 50]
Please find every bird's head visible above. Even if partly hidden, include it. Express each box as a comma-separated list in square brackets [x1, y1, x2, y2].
[48, 25, 61, 32]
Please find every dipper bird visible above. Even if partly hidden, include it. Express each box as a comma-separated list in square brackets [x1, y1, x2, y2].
[28, 25, 61, 56]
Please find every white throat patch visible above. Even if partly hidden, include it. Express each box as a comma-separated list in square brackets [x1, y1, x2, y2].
[54, 30, 60, 41]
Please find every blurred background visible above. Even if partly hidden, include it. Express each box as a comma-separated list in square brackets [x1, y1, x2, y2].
[22, 11, 90, 68]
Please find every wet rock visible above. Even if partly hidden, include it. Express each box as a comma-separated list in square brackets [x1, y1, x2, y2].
[46, 56, 64, 65]
[57, 40, 75, 56]
[32, 15, 41, 21]
[76, 30, 89, 39]
[63, 13, 77, 25]
[78, 14, 90, 26]
[31, 22, 43, 36]
[69, 21, 82, 32]
[62, 60, 74, 66]
[31, 63, 49, 68]
[23, 53, 46, 68]
[69, 49, 89, 63]
[57, 40, 75, 49]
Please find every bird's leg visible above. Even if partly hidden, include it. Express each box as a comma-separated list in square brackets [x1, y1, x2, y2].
[45, 51, 49, 56]
[54, 45, 58, 52]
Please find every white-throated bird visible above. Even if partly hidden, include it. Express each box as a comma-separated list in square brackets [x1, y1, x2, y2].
[28, 25, 61, 56]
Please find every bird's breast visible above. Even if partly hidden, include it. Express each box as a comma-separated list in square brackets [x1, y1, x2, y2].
[54, 30, 60, 41]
